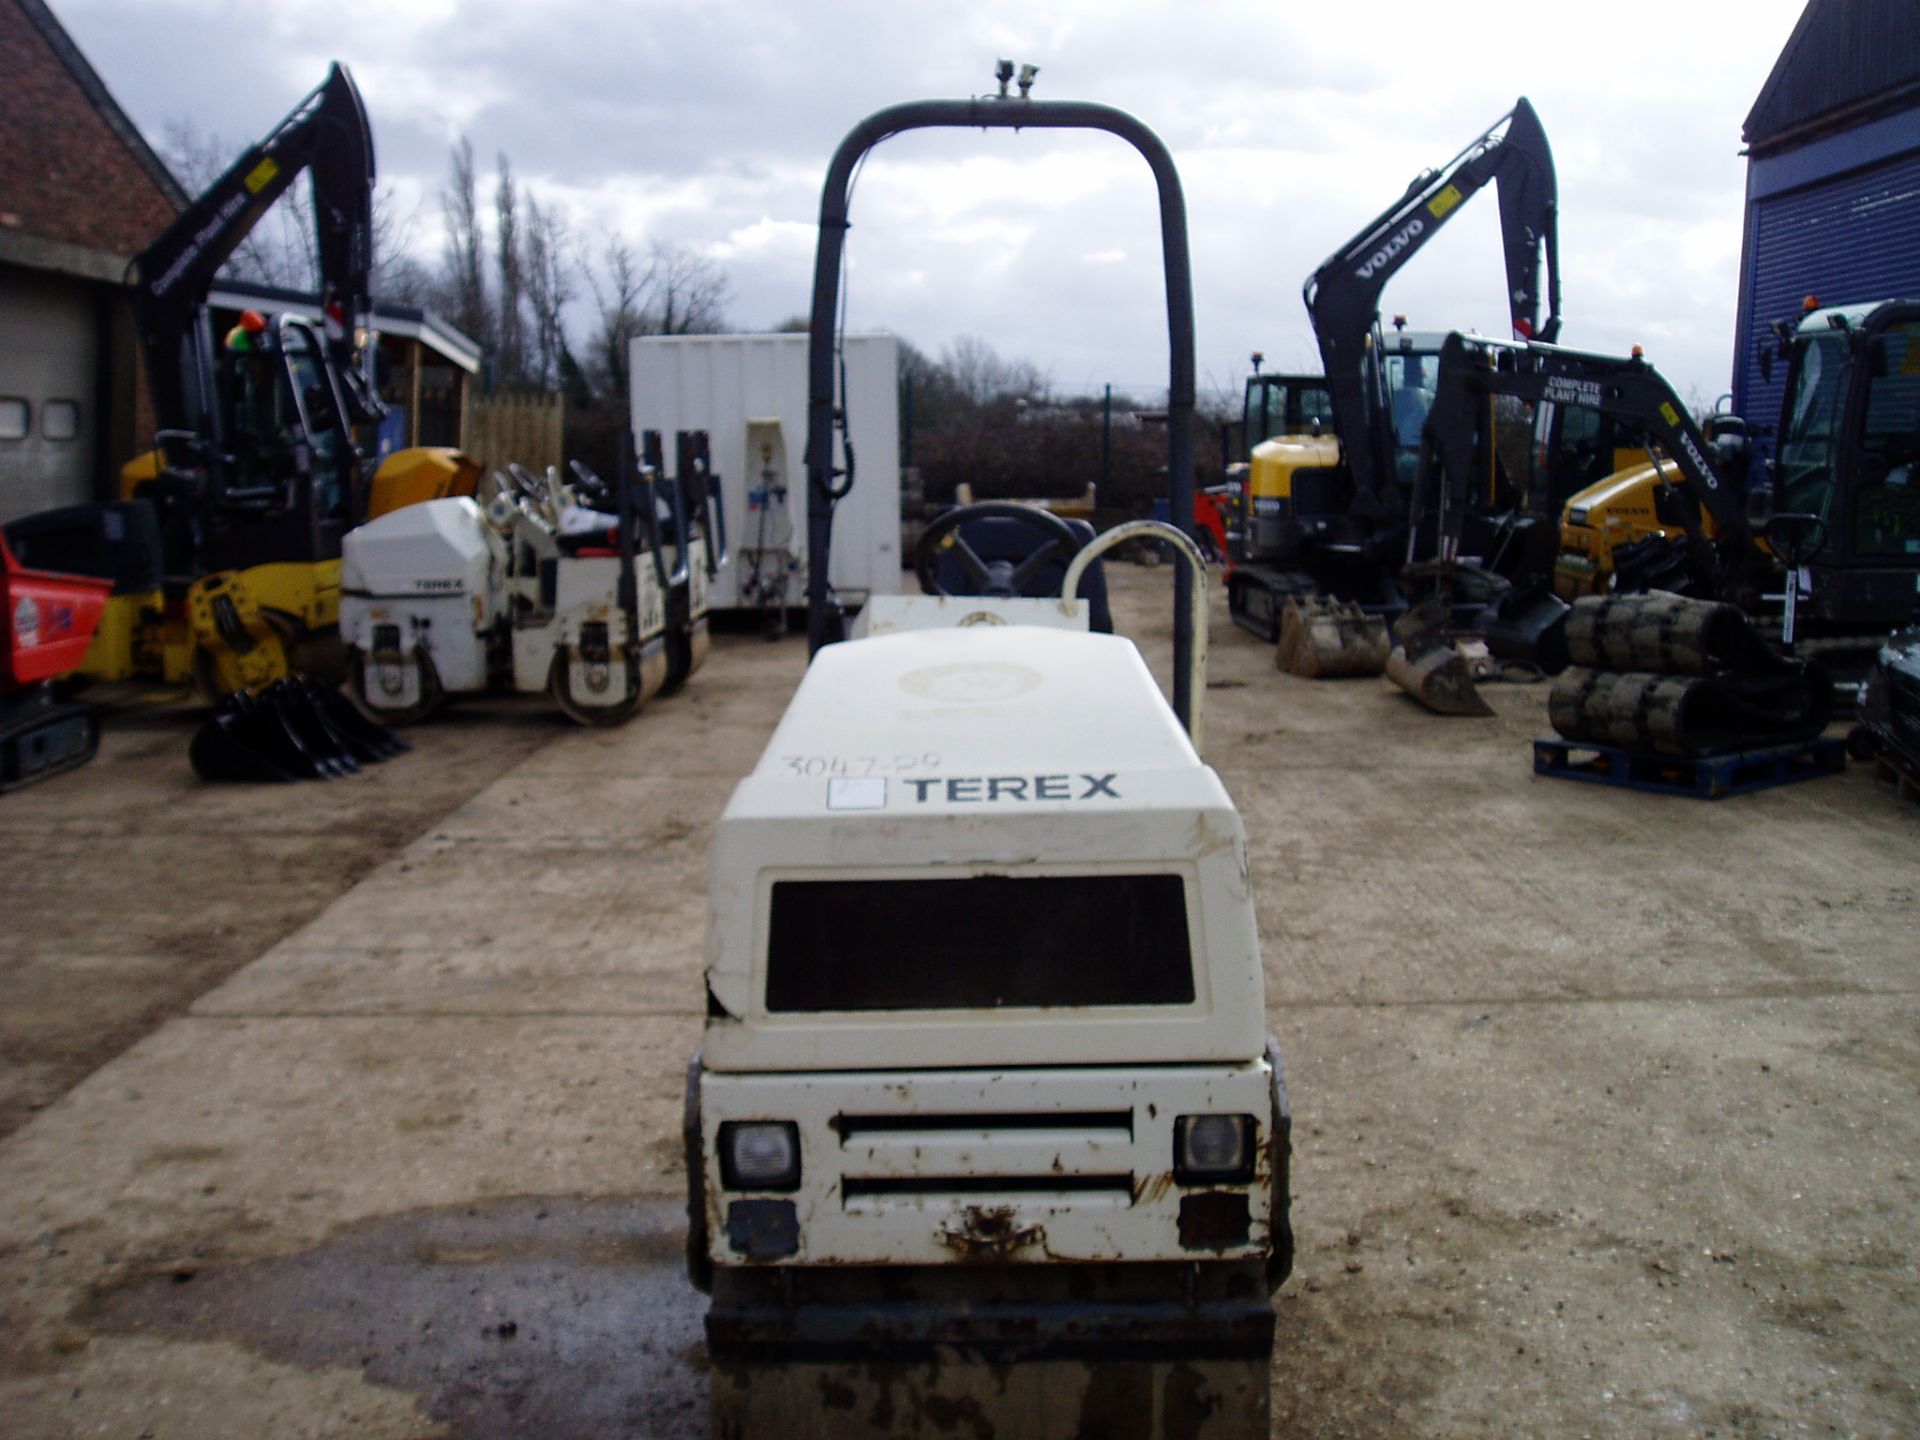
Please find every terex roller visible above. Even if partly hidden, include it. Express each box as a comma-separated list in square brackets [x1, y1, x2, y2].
[685, 74, 1290, 1439]
[340, 434, 724, 726]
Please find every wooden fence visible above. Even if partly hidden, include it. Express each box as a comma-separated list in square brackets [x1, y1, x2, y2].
[465, 390, 565, 475]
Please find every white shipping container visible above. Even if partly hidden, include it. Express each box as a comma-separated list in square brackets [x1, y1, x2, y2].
[630, 333, 901, 614]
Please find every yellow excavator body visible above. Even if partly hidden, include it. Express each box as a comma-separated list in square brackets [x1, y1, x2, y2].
[185, 569, 292, 694]
[78, 590, 165, 682]
[366, 446, 483, 519]
[78, 591, 200, 686]
[1243, 432, 1344, 524]
[78, 559, 341, 693]
[1553, 458, 1724, 598]
[88, 442, 467, 693]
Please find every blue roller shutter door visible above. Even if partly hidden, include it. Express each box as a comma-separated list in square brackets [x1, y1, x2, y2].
[1738, 148, 1920, 438]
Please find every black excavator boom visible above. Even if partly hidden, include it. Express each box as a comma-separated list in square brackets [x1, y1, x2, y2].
[1415, 333, 1759, 597]
[1303, 97, 1560, 520]
[132, 62, 382, 464]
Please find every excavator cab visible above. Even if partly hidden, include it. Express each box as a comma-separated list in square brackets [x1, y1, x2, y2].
[1242, 371, 1334, 449]
[192, 314, 356, 571]
[1382, 333, 1441, 493]
[1773, 305, 1920, 617]
[1853, 324, 1920, 560]
[1776, 322, 1848, 520]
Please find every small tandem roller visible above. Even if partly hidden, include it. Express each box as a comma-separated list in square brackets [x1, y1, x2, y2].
[683, 71, 1291, 1439]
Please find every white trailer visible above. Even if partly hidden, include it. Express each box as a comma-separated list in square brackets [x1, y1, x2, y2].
[630, 332, 901, 617]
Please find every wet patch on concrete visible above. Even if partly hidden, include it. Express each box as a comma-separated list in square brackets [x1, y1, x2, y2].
[81, 1196, 706, 1440]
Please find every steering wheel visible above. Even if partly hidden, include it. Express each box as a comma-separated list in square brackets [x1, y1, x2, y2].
[915, 501, 1087, 599]
[506, 462, 548, 504]
[1765, 511, 1828, 568]
[567, 459, 615, 510]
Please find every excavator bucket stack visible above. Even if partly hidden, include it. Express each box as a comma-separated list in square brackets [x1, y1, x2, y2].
[1384, 594, 1494, 716]
[1275, 596, 1390, 678]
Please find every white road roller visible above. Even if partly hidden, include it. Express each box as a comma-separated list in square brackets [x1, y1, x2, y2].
[686, 82, 1290, 1438]
[340, 436, 722, 726]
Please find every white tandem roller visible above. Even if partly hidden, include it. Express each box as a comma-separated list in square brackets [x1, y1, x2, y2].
[340, 445, 722, 727]
[685, 74, 1289, 1440]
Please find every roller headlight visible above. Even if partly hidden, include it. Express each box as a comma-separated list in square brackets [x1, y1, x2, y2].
[1174, 1114, 1255, 1184]
[1568, 507, 1589, 527]
[719, 1121, 800, 1190]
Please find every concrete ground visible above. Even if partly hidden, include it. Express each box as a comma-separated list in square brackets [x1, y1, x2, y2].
[1, 567, 1916, 1439]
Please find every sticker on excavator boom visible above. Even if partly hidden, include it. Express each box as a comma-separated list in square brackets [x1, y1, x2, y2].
[1545, 376, 1603, 407]
[1426, 183, 1464, 221]
[244, 157, 280, 194]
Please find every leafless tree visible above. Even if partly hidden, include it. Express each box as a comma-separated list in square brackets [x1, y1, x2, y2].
[642, 240, 729, 337]
[523, 195, 573, 391]
[441, 138, 490, 352]
[370, 181, 432, 306]
[586, 233, 650, 397]
[493, 154, 527, 385]
[941, 335, 1046, 407]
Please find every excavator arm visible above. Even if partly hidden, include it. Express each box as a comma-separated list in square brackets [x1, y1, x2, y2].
[1416, 333, 1756, 587]
[1303, 98, 1560, 517]
[131, 63, 380, 460]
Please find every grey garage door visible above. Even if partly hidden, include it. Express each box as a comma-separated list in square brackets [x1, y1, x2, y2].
[0, 267, 98, 526]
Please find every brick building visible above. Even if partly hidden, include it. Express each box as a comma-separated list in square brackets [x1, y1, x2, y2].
[0, 0, 186, 523]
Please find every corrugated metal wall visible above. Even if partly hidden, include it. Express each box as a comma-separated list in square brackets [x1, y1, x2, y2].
[1736, 147, 1920, 438]
[1743, 0, 1920, 153]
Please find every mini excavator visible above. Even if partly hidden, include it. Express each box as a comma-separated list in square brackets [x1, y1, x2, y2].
[2, 64, 478, 708]
[1228, 97, 1561, 657]
[1394, 321, 1920, 712]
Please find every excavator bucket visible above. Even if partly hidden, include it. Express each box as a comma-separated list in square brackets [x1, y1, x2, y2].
[295, 678, 410, 762]
[189, 679, 408, 783]
[1384, 595, 1494, 716]
[1275, 597, 1390, 678]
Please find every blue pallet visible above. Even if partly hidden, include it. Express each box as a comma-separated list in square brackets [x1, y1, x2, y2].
[1532, 735, 1846, 799]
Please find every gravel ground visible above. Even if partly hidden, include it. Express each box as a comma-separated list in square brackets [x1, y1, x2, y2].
[0, 566, 1914, 1438]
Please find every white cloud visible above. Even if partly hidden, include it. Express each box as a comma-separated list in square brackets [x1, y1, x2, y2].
[56, 0, 1813, 402]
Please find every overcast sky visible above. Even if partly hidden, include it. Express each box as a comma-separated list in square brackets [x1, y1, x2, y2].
[61, 0, 1808, 407]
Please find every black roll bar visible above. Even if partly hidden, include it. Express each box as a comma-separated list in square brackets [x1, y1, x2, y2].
[802, 95, 1198, 730]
